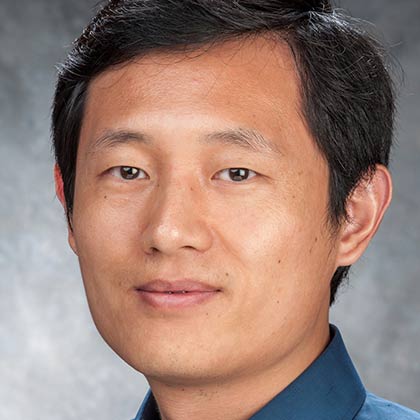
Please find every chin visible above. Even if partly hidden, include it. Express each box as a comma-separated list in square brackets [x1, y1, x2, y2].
[140, 365, 227, 387]
[121, 348, 228, 385]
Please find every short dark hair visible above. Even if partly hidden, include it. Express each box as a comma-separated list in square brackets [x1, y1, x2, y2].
[51, 0, 396, 305]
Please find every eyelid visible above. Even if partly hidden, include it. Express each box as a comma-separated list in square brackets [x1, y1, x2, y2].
[216, 168, 258, 182]
[107, 166, 148, 180]
[105, 166, 258, 182]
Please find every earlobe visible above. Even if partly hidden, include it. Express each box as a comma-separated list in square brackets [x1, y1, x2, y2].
[335, 165, 393, 267]
[53, 164, 79, 256]
[67, 231, 79, 256]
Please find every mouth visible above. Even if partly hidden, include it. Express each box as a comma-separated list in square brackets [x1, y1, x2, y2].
[135, 289, 221, 310]
[143, 290, 201, 294]
[137, 278, 221, 293]
[135, 279, 222, 310]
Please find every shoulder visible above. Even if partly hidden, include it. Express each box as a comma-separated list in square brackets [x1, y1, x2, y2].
[355, 392, 420, 419]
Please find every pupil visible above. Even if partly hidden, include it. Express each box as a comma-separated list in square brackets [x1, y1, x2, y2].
[229, 168, 248, 181]
[121, 167, 139, 179]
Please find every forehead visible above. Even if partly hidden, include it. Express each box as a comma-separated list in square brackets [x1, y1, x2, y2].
[80, 35, 313, 159]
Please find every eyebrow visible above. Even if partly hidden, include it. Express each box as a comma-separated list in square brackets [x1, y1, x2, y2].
[88, 127, 283, 157]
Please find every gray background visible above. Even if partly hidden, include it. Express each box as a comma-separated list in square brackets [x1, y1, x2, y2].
[0, 1, 419, 419]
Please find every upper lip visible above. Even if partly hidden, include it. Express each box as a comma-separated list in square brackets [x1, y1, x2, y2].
[137, 279, 221, 292]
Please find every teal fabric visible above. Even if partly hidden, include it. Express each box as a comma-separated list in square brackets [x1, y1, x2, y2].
[133, 325, 420, 419]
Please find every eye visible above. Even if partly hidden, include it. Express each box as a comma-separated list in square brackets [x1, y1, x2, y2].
[216, 168, 257, 182]
[108, 166, 148, 180]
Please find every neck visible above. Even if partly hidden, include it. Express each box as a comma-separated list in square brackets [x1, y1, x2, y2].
[146, 319, 331, 420]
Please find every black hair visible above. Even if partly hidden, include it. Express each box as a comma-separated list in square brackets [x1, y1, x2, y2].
[51, 0, 396, 305]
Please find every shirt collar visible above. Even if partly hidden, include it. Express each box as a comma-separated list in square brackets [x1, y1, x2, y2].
[133, 324, 366, 420]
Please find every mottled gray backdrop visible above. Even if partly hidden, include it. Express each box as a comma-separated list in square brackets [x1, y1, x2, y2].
[0, 0, 419, 419]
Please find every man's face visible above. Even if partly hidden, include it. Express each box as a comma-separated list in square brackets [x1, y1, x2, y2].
[67, 36, 339, 384]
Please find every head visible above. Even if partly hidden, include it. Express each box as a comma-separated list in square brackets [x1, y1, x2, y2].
[52, 0, 394, 386]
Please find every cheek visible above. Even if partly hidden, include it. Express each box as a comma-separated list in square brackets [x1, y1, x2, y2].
[71, 190, 144, 294]
[221, 190, 307, 271]
[228, 183, 332, 307]
[217, 196, 305, 311]
[71, 193, 145, 331]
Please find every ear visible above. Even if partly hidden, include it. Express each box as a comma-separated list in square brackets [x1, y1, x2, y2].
[54, 163, 78, 256]
[335, 164, 393, 267]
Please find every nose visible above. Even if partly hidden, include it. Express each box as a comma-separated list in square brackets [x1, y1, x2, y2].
[140, 176, 213, 256]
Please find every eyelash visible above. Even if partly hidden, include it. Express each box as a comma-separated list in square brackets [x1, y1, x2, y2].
[108, 166, 258, 183]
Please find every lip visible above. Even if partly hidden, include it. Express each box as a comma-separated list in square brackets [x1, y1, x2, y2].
[137, 279, 221, 293]
[135, 279, 222, 310]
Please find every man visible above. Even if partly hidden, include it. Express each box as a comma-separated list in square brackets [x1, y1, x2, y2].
[51, 1, 419, 419]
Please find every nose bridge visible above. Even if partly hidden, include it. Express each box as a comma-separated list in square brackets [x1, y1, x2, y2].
[160, 164, 202, 208]
[158, 174, 197, 217]
[141, 170, 212, 255]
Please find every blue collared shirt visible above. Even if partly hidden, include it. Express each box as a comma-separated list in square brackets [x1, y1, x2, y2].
[133, 324, 420, 419]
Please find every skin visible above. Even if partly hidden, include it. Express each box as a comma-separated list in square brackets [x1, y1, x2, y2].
[54, 35, 392, 420]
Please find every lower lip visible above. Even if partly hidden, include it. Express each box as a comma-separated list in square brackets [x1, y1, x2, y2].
[136, 290, 220, 309]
